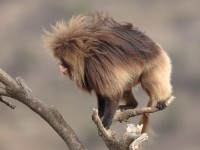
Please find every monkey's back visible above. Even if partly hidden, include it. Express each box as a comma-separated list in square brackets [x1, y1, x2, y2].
[81, 14, 163, 97]
[44, 13, 168, 98]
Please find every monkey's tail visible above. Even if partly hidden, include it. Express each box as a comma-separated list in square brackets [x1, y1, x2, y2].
[140, 113, 150, 133]
[137, 101, 153, 150]
[139, 100, 153, 133]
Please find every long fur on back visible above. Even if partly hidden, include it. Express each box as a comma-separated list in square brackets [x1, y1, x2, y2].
[43, 12, 161, 98]
[44, 12, 173, 136]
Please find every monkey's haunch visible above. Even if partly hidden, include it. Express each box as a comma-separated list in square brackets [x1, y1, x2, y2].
[44, 12, 173, 132]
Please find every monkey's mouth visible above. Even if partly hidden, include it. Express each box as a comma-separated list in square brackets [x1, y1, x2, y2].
[59, 64, 68, 75]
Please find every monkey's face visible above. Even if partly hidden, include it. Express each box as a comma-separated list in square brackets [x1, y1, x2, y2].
[58, 52, 85, 83]
[59, 59, 69, 75]
[58, 57, 75, 78]
[53, 40, 81, 76]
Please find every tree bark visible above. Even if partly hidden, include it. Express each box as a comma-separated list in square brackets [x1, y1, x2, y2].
[0, 68, 86, 150]
[0, 68, 175, 150]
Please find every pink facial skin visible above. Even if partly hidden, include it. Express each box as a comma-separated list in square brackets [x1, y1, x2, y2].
[59, 65, 68, 75]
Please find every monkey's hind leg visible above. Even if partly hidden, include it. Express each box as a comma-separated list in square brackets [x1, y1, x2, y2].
[140, 52, 172, 133]
[119, 89, 138, 110]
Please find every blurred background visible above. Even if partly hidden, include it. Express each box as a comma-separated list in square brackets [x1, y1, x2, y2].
[0, 0, 199, 150]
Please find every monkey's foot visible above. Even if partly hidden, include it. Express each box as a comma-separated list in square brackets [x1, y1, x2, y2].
[156, 101, 167, 110]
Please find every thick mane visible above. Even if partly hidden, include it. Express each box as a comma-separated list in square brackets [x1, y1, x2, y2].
[43, 15, 91, 58]
[44, 13, 160, 96]
[81, 13, 160, 96]
[90, 13, 158, 62]
[44, 13, 157, 59]
[43, 12, 172, 131]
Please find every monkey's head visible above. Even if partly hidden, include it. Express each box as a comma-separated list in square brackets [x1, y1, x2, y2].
[43, 13, 136, 88]
[43, 15, 98, 87]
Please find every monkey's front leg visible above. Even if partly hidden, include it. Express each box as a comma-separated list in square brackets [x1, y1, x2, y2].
[102, 95, 121, 129]
[96, 94, 105, 118]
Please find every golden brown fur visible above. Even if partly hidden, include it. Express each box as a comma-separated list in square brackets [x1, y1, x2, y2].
[43, 12, 172, 131]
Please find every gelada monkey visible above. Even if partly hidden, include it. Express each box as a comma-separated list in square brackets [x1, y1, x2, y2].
[44, 13, 172, 133]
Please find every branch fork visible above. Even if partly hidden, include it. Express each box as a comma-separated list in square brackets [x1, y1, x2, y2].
[92, 109, 149, 150]
[0, 67, 175, 150]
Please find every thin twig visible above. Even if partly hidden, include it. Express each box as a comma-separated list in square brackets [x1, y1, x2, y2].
[0, 87, 9, 96]
[113, 96, 175, 123]
[0, 68, 86, 150]
[92, 109, 118, 148]
[0, 96, 16, 109]
[0, 83, 5, 88]
[92, 110, 149, 150]
[0, 67, 174, 150]
[0, 68, 19, 89]
[129, 133, 148, 150]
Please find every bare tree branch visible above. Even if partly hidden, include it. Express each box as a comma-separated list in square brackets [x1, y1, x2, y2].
[129, 132, 148, 150]
[92, 109, 118, 149]
[0, 68, 86, 150]
[0, 67, 175, 150]
[0, 87, 8, 96]
[92, 109, 148, 150]
[92, 97, 174, 150]
[0, 96, 16, 109]
[0, 68, 20, 89]
[113, 96, 175, 123]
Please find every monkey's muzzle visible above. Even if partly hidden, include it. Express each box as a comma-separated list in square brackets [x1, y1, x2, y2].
[59, 65, 68, 75]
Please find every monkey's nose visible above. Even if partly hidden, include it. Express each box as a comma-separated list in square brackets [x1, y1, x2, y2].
[59, 65, 68, 75]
